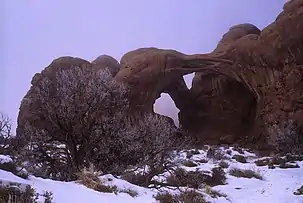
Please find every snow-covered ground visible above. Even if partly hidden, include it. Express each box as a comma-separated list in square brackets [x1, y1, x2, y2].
[0, 147, 302, 203]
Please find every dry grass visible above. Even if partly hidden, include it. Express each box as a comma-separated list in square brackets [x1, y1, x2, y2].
[0, 184, 39, 203]
[76, 165, 118, 194]
[166, 167, 226, 188]
[154, 189, 207, 203]
[182, 160, 198, 167]
[232, 155, 247, 163]
[203, 185, 227, 198]
[229, 168, 264, 180]
[218, 161, 229, 169]
[119, 188, 139, 197]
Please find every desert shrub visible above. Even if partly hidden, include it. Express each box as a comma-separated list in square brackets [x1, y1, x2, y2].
[229, 168, 263, 180]
[232, 155, 247, 163]
[203, 185, 227, 198]
[119, 188, 138, 197]
[76, 164, 117, 194]
[0, 160, 29, 179]
[154, 190, 207, 203]
[17, 67, 191, 181]
[121, 171, 149, 187]
[154, 191, 175, 203]
[0, 112, 22, 156]
[166, 168, 210, 189]
[0, 184, 38, 203]
[232, 147, 245, 154]
[254, 158, 270, 166]
[226, 150, 232, 155]
[210, 167, 227, 185]
[182, 160, 198, 167]
[0, 161, 17, 174]
[278, 163, 299, 169]
[268, 120, 303, 155]
[206, 147, 227, 160]
[186, 149, 200, 159]
[294, 185, 303, 195]
[43, 191, 54, 203]
[166, 167, 226, 188]
[197, 158, 208, 164]
[218, 161, 229, 168]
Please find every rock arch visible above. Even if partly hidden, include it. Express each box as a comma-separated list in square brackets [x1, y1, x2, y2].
[17, 0, 303, 150]
[114, 0, 303, 148]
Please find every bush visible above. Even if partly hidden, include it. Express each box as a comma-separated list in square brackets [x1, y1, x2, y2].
[218, 161, 229, 168]
[0, 161, 29, 179]
[294, 185, 303, 195]
[268, 120, 303, 155]
[0, 112, 22, 156]
[166, 168, 211, 189]
[166, 167, 226, 188]
[17, 67, 192, 181]
[186, 149, 200, 159]
[119, 188, 138, 197]
[211, 167, 227, 185]
[182, 160, 198, 167]
[154, 190, 207, 203]
[206, 147, 227, 160]
[203, 185, 227, 198]
[229, 168, 263, 180]
[43, 191, 54, 203]
[76, 165, 117, 194]
[232, 155, 247, 163]
[121, 172, 149, 187]
[0, 184, 38, 203]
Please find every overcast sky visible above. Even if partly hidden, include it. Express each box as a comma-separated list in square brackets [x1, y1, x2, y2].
[1, 0, 286, 130]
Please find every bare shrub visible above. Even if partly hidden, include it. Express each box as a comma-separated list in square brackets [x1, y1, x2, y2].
[268, 120, 303, 155]
[17, 67, 131, 180]
[76, 164, 118, 194]
[294, 185, 303, 196]
[229, 168, 263, 180]
[0, 112, 19, 156]
[119, 188, 138, 197]
[0, 185, 38, 203]
[218, 161, 229, 168]
[182, 160, 198, 167]
[203, 185, 227, 198]
[119, 114, 193, 188]
[211, 167, 227, 185]
[154, 189, 207, 203]
[206, 147, 227, 160]
[166, 167, 226, 188]
[232, 155, 247, 163]
[18, 66, 191, 181]
[43, 191, 54, 203]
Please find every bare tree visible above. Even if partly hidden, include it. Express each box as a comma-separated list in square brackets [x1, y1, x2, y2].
[19, 67, 130, 180]
[0, 112, 13, 154]
[19, 66, 193, 181]
[121, 113, 193, 187]
[268, 120, 303, 155]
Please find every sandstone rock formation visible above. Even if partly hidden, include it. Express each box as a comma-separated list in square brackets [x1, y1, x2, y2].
[17, 0, 303, 150]
[92, 55, 120, 76]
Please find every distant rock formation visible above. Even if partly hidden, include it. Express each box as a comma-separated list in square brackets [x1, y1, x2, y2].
[17, 0, 303, 150]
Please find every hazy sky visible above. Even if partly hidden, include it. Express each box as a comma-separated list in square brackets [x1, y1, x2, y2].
[1, 0, 286, 130]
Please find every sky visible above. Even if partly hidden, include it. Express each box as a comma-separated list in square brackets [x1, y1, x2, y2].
[1, 0, 286, 131]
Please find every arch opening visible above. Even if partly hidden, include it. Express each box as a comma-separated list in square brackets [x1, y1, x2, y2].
[166, 71, 258, 144]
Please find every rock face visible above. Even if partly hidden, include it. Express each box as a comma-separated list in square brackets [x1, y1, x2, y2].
[16, 56, 121, 138]
[17, 0, 303, 150]
[92, 55, 120, 77]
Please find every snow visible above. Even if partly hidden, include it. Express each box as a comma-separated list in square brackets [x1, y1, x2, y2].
[1, 148, 303, 203]
[0, 154, 13, 164]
